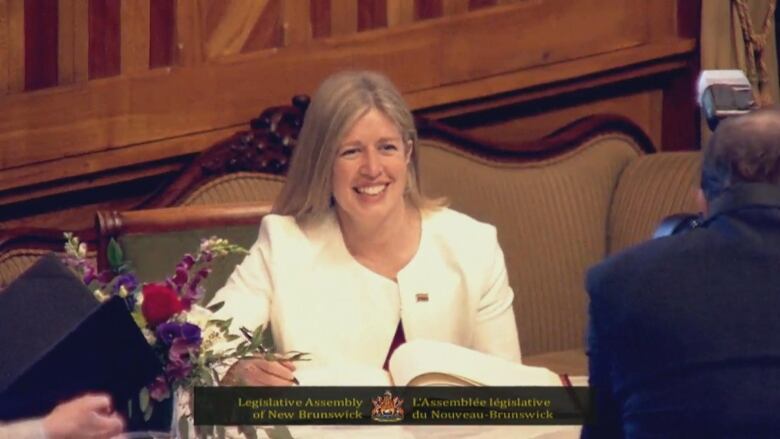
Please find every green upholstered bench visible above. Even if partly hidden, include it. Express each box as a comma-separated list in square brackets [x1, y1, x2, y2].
[95, 204, 271, 305]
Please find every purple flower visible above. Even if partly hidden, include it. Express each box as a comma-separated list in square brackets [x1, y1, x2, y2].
[165, 360, 193, 381]
[178, 254, 195, 270]
[155, 322, 182, 345]
[113, 273, 138, 294]
[180, 323, 202, 346]
[82, 265, 97, 285]
[166, 339, 196, 380]
[148, 375, 170, 402]
[171, 266, 188, 288]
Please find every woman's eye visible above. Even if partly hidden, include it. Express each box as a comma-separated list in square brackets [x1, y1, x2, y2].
[380, 144, 398, 152]
[340, 148, 359, 157]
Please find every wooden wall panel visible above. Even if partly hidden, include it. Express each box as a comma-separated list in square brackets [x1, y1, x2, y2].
[242, 0, 283, 53]
[438, 0, 648, 84]
[282, 0, 311, 46]
[416, 0, 443, 20]
[443, 0, 470, 16]
[330, 0, 357, 36]
[310, 0, 331, 38]
[463, 90, 664, 149]
[358, 0, 387, 31]
[174, 0, 203, 66]
[0, 0, 698, 224]
[88, 0, 120, 79]
[468, 0, 496, 9]
[24, 0, 58, 90]
[149, 0, 174, 68]
[387, 0, 414, 26]
[0, 0, 667, 174]
[120, 0, 150, 74]
[204, 0, 269, 58]
[0, 0, 26, 94]
[57, 0, 89, 84]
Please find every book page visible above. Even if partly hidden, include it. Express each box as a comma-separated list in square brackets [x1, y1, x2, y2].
[389, 340, 561, 386]
[294, 363, 393, 386]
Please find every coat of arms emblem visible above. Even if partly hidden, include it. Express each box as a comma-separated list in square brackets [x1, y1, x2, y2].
[371, 390, 405, 422]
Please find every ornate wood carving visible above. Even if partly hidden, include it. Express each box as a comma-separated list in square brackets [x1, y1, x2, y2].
[139, 95, 309, 209]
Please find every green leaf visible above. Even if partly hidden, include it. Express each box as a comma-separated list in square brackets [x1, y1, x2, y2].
[143, 404, 153, 422]
[107, 238, 124, 270]
[139, 388, 150, 414]
[206, 301, 225, 313]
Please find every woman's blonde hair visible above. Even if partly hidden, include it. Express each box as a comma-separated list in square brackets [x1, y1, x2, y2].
[273, 70, 444, 220]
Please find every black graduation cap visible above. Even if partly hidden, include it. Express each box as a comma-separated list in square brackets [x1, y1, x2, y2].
[0, 253, 161, 420]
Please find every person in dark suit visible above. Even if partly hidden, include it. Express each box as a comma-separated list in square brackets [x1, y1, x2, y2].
[583, 106, 780, 438]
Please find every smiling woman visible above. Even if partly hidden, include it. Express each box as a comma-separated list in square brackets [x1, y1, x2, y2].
[210, 71, 522, 387]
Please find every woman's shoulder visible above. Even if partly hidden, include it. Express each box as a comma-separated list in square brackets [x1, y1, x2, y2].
[424, 207, 497, 238]
[257, 211, 337, 250]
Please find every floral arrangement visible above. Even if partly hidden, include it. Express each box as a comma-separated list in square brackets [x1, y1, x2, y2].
[62, 233, 273, 437]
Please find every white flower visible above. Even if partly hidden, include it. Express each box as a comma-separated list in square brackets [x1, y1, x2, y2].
[142, 328, 156, 344]
[77, 242, 87, 258]
[186, 305, 223, 352]
[93, 290, 108, 302]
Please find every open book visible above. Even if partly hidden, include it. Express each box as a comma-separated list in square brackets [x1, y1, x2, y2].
[294, 339, 562, 386]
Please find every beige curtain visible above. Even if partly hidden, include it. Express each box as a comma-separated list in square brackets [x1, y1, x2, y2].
[700, 0, 778, 142]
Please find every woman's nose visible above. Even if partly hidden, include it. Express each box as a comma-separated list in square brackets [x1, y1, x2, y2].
[359, 149, 382, 177]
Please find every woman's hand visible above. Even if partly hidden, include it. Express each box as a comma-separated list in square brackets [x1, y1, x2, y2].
[42, 393, 124, 439]
[221, 358, 297, 386]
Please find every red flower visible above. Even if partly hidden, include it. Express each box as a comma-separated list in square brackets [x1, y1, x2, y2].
[141, 283, 183, 327]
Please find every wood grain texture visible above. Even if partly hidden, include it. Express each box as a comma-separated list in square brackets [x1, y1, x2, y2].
[387, 0, 414, 26]
[88, 0, 121, 79]
[204, 0, 268, 58]
[282, 0, 311, 46]
[0, 0, 692, 196]
[174, 0, 204, 66]
[358, 0, 387, 31]
[149, 0, 174, 68]
[120, 0, 150, 74]
[57, 0, 74, 83]
[468, 0, 496, 9]
[310, 0, 330, 38]
[442, 0, 469, 16]
[58, 0, 89, 84]
[415, 0, 443, 20]
[0, 1, 6, 93]
[0, 125, 238, 201]
[24, 0, 58, 90]
[0, 0, 25, 94]
[330, 0, 357, 36]
[242, 0, 283, 53]
[73, 0, 88, 80]
[410, 39, 694, 113]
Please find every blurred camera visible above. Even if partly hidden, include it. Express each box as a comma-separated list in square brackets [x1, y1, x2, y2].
[697, 70, 757, 131]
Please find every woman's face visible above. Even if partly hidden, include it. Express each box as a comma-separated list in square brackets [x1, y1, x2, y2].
[331, 108, 410, 227]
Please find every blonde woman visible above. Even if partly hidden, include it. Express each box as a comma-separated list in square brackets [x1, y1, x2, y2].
[212, 71, 520, 386]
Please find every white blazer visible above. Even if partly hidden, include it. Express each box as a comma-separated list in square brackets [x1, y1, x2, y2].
[210, 207, 521, 369]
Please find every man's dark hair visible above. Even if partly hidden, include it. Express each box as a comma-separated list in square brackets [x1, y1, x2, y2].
[701, 105, 780, 200]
